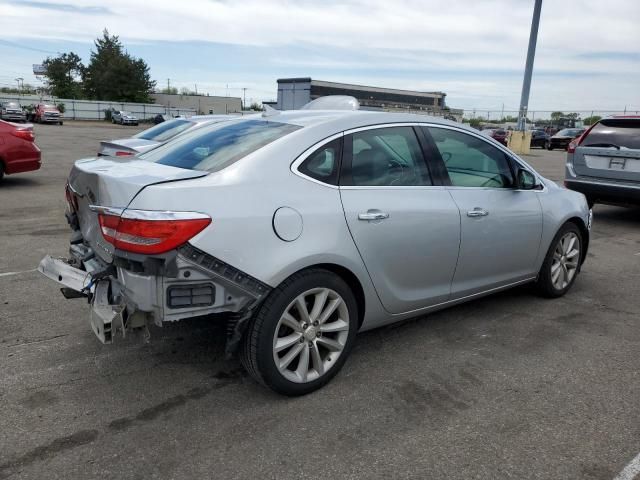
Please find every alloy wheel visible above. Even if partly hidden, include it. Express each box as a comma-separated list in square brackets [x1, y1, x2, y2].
[272, 288, 350, 383]
[551, 232, 580, 290]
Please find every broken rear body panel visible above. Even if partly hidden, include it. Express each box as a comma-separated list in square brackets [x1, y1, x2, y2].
[40, 156, 271, 345]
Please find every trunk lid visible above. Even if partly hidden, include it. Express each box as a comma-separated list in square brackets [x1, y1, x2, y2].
[68, 157, 207, 261]
[571, 118, 640, 183]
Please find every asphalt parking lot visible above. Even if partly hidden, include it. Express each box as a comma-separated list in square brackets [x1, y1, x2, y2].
[1, 121, 639, 480]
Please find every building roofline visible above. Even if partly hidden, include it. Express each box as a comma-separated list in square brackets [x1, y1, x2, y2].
[277, 77, 445, 98]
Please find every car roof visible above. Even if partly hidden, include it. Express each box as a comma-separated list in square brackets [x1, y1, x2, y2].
[268, 109, 464, 133]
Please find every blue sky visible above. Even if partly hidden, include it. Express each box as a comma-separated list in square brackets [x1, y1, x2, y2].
[1, 0, 639, 115]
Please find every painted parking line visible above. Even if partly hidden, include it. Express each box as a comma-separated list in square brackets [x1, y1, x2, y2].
[614, 452, 640, 480]
[0, 269, 37, 278]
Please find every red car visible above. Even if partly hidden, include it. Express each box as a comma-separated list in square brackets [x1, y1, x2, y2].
[33, 103, 63, 125]
[481, 128, 509, 146]
[0, 120, 42, 182]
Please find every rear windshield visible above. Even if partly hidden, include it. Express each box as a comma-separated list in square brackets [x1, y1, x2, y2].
[140, 119, 302, 172]
[582, 119, 640, 149]
[134, 119, 195, 142]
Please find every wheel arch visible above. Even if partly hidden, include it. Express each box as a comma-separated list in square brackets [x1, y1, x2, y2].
[309, 263, 366, 328]
[565, 216, 590, 265]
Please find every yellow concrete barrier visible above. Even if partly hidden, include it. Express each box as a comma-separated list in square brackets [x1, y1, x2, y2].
[507, 131, 532, 155]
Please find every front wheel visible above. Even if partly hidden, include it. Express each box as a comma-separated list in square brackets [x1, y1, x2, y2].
[546, 142, 552, 150]
[535, 223, 582, 298]
[241, 269, 358, 396]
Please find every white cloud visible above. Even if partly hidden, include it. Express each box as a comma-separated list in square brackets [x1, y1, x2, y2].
[0, 0, 638, 110]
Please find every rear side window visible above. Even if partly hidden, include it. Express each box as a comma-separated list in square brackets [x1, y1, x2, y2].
[298, 137, 342, 185]
[342, 126, 431, 186]
[582, 119, 640, 149]
[141, 120, 302, 172]
[135, 119, 194, 142]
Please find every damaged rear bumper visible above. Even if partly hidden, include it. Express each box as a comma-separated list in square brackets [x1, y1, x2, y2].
[38, 244, 272, 347]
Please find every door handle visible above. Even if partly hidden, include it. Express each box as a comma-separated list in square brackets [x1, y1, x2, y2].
[358, 212, 389, 221]
[467, 208, 489, 217]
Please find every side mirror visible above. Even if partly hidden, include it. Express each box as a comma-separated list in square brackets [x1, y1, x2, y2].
[517, 168, 537, 190]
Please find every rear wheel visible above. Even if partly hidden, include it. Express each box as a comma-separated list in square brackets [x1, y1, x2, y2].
[536, 223, 582, 298]
[241, 269, 358, 396]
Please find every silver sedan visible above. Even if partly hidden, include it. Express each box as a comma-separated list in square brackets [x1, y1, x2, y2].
[40, 98, 591, 395]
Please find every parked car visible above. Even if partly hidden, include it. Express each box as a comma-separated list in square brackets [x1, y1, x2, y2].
[547, 128, 585, 150]
[98, 116, 234, 157]
[565, 116, 640, 207]
[0, 101, 26, 122]
[39, 100, 591, 395]
[0, 120, 41, 182]
[481, 128, 509, 146]
[31, 103, 63, 125]
[112, 111, 139, 126]
[530, 129, 550, 149]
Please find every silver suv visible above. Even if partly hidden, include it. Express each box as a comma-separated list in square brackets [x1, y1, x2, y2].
[565, 116, 640, 207]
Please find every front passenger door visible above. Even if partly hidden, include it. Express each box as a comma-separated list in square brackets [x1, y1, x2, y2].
[426, 126, 543, 298]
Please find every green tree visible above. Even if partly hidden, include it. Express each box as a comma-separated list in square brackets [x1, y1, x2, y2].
[583, 115, 602, 125]
[159, 86, 178, 94]
[42, 52, 85, 98]
[550, 111, 565, 121]
[83, 29, 156, 102]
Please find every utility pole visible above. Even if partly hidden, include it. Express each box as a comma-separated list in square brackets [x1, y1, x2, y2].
[501, 103, 504, 121]
[167, 78, 171, 93]
[15, 77, 24, 97]
[242, 87, 247, 110]
[517, 0, 543, 131]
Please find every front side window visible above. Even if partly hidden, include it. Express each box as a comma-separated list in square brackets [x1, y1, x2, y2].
[140, 119, 302, 173]
[298, 138, 341, 185]
[342, 126, 431, 186]
[428, 127, 514, 188]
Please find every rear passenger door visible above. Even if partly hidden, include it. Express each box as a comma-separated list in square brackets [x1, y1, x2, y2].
[339, 125, 461, 314]
[424, 126, 543, 298]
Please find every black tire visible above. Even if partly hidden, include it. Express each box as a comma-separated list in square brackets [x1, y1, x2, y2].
[240, 268, 358, 396]
[535, 222, 583, 298]
[58, 121, 63, 126]
[546, 142, 552, 150]
[0, 161, 4, 183]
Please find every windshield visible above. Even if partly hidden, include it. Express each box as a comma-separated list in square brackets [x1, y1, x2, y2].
[140, 119, 302, 172]
[134, 119, 195, 142]
[5, 102, 21, 109]
[557, 129, 583, 137]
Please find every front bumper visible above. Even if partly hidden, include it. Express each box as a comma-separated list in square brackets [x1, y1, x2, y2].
[1, 113, 26, 122]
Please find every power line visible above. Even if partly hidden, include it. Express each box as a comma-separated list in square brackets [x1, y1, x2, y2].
[0, 38, 58, 55]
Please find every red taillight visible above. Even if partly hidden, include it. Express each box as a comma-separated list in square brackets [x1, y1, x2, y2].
[98, 210, 211, 255]
[115, 151, 133, 157]
[11, 129, 35, 142]
[568, 123, 597, 153]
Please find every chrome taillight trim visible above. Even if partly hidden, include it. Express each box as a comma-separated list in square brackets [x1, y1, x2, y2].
[89, 206, 210, 221]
